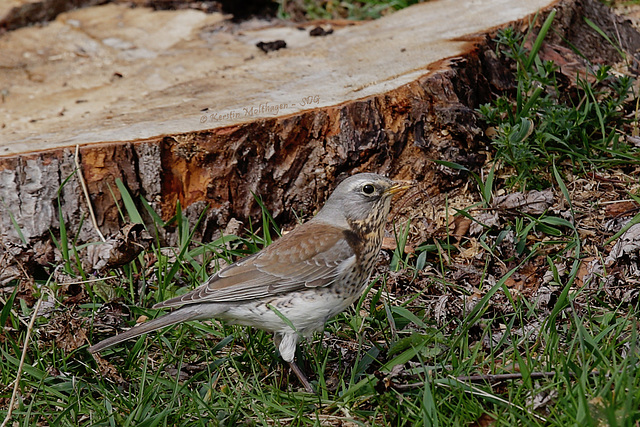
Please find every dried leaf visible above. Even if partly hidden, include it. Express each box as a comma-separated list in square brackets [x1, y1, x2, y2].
[382, 236, 397, 251]
[0, 265, 21, 286]
[450, 216, 472, 240]
[575, 257, 596, 287]
[537, 43, 595, 85]
[606, 223, 640, 266]
[42, 311, 88, 352]
[434, 294, 449, 326]
[224, 218, 243, 236]
[87, 223, 152, 271]
[381, 236, 415, 253]
[493, 188, 554, 215]
[469, 212, 499, 236]
[604, 201, 639, 218]
[542, 262, 566, 284]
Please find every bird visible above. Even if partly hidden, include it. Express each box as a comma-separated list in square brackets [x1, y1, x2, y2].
[88, 173, 411, 392]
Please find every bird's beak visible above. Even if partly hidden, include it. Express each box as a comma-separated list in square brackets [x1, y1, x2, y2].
[386, 180, 413, 196]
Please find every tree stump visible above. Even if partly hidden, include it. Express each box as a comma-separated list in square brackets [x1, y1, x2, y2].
[1, 0, 639, 266]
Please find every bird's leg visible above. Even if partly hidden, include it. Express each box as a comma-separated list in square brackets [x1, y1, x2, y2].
[288, 360, 314, 393]
[274, 332, 315, 393]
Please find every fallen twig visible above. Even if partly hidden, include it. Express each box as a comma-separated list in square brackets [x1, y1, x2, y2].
[391, 369, 603, 391]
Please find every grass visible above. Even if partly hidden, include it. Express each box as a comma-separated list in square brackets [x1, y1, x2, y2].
[478, 11, 638, 190]
[3, 4, 640, 427]
[2, 174, 640, 425]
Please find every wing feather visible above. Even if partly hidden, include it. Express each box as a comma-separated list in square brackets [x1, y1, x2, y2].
[154, 221, 354, 308]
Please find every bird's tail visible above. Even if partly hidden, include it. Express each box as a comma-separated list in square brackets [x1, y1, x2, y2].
[88, 305, 213, 353]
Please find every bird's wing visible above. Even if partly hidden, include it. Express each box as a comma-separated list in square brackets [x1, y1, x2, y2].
[154, 222, 355, 308]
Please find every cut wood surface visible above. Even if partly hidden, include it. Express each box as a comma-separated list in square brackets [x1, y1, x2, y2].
[1, 0, 555, 153]
[1, 0, 638, 262]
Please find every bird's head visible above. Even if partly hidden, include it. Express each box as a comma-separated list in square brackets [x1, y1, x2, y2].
[315, 173, 411, 229]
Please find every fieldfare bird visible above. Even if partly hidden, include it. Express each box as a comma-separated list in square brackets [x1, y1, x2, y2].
[89, 173, 410, 392]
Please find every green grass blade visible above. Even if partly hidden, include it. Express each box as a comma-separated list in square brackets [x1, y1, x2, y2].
[584, 17, 626, 60]
[116, 178, 144, 224]
[0, 286, 19, 328]
[605, 210, 640, 245]
[391, 306, 427, 329]
[525, 9, 556, 70]
[421, 376, 439, 427]
[140, 196, 165, 227]
[482, 163, 496, 205]
[267, 303, 299, 334]
[1, 199, 27, 245]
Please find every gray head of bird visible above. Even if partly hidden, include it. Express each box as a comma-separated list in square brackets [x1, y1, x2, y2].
[313, 173, 411, 229]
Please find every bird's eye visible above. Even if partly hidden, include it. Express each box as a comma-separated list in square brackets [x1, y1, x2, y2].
[362, 184, 375, 195]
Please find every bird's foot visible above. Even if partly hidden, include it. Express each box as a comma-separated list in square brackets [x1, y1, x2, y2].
[288, 360, 314, 393]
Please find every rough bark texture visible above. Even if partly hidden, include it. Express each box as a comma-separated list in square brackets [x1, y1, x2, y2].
[1, 0, 639, 268]
[0, 0, 105, 31]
